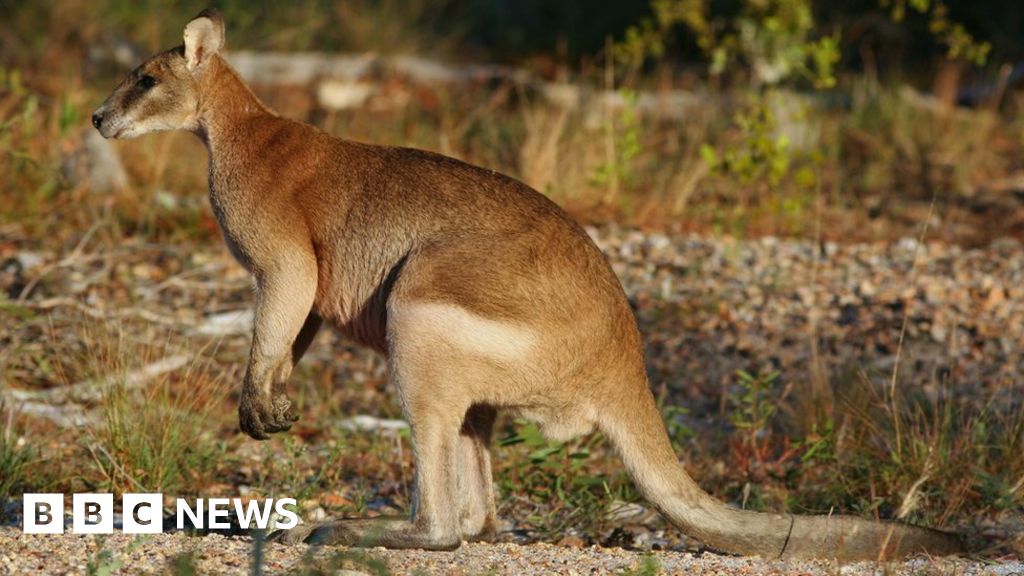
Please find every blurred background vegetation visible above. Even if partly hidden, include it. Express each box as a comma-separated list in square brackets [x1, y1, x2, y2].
[2, 0, 1024, 244]
[3, 0, 1019, 67]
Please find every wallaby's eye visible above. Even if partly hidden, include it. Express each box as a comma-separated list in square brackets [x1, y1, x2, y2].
[138, 75, 158, 90]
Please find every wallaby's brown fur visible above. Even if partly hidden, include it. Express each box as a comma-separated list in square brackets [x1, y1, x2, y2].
[92, 8, 964, 559]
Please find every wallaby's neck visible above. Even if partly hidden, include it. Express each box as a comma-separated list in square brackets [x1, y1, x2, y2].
[194, 55, 273, 150]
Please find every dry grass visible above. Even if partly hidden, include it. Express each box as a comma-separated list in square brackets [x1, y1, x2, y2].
[0, 401, 31, 518]
[77, 328, 231, 496]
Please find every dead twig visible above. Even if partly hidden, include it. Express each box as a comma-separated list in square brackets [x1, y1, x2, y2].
[26, 297, 193, 328]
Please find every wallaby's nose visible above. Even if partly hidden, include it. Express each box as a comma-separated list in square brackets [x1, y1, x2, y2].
[91, 111, 104, 130]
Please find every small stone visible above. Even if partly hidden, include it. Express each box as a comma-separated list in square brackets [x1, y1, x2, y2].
[556, 535, 585, 548]
[984, 286, 1006, 310]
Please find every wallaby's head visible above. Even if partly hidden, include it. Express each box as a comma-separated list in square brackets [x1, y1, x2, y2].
[92, 8, 225, 139]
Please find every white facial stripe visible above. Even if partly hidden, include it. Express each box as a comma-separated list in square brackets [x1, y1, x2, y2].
[393, 302, 536, 361]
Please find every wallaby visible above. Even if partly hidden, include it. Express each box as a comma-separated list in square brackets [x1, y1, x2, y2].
[92, 8, 962, 560]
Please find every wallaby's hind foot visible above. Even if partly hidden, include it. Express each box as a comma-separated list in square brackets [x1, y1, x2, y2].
[273, 518, 461, 550]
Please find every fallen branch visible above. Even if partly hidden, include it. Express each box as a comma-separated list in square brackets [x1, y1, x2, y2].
[5, 354, 189, 406]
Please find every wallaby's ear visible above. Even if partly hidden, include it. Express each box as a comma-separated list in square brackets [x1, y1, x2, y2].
[183, 8, 225, 71]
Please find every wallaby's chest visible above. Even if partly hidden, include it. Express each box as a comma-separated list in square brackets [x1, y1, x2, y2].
[205, 169, 274, 274]
[208, 196, 254, 271]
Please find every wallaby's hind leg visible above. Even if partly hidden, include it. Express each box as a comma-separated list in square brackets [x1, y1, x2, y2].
[281, 356, 466, 550]
[458, 405, 498, 541]
[277, 409, 464, 548]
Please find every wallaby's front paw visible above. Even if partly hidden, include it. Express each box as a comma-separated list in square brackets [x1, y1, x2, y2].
[270, 379, 300, 426]
[239, 391, 297, 440]
[271, 390, 300, 426]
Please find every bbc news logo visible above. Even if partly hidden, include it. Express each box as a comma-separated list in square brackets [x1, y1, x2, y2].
[23, 494, 299, 534]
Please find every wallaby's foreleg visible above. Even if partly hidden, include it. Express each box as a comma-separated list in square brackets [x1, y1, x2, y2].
[239, 256, 318, 440]
[269, 311, 323, 424]
[458, 405, 497, 541]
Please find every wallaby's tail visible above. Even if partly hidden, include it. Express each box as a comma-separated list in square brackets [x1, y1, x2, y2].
[599, 382, 964, 560]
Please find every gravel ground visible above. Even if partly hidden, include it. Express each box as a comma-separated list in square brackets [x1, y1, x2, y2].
[591, 227, 1024, 407]
[1, 529, 1022, 575]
